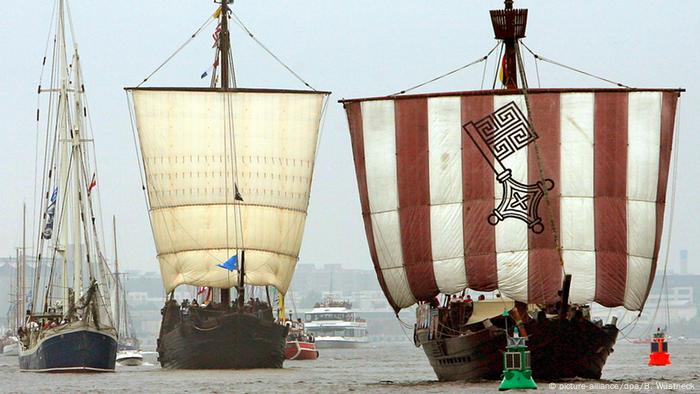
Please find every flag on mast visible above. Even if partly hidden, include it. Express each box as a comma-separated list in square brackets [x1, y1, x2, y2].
[42, 187, 58, 239]
[87, 173, 97, 196]
[217, 254, 238, 271]
[234, 183, 243, 201]
[498, 53, 507, 86]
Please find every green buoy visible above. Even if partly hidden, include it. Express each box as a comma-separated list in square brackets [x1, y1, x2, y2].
[498, 311, 537, 391]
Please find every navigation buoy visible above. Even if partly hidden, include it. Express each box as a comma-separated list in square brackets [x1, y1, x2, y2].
[648, 328, 671, 366]
[499, 311, 537, 391]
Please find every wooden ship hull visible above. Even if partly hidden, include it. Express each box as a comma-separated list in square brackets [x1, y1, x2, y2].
[157, 301, 288, 369]
[19, 326, 117, 372]
[416, 312, 618, 381]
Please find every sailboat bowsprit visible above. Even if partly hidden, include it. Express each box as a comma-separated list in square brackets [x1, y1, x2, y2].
[341, 1, 681, 382]
[19, 0, 117, 372]
[127, 1, 328, 369]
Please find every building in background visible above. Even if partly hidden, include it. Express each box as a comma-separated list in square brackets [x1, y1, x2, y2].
[4, 251, 698, 345]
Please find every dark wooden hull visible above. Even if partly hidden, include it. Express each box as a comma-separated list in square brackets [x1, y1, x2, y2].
[157, 305, 288, 369]
[417, 316, 618, 381]
[19, 328, 117, 372]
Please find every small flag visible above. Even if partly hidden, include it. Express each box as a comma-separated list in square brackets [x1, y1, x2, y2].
[212, 7, 222, 19]
[42, 187, 58, 239]
[87, 173, 97, 196]
[217, 254, 238, 271]
[498, 53, 507, 86]
[196, 286, 208, 295]
[234, 183, 243, 201]
[212, 24, 222, 48]
[200, 70, 208, 79]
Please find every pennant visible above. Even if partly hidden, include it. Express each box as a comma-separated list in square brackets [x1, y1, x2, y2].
[212, 7, 222, 19]
[212, 24, 222, 48]
[87, 173, 97, 196]
[498, 53, 507, 86]
[234, 183, 243, 201]
[217, 254, 238, 271]
[42, 187, 58, 240]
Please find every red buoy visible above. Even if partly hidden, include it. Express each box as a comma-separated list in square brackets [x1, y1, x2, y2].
[648, 328, 671, 366]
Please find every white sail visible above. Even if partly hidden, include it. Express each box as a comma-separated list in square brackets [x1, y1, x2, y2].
[129, 88, 327, 294]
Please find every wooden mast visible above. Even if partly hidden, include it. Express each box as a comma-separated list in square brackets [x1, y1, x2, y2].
[491, 0, 530, 318]
[113, 215, 120, 336]
[219, 0, 231, 90]
[20, 203, 26, 327]
[218, 0, 234, 307]
[15, 247, 20, 330]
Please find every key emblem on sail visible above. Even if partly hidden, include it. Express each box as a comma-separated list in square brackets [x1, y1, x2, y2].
[463, 101, 554, 234]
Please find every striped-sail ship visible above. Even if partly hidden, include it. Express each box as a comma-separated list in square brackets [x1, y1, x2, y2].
[341, 1, 681, 381]
[126, 1, 328, 369]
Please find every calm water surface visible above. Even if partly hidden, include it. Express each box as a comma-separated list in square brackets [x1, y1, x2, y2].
[1, 341, 698, 393]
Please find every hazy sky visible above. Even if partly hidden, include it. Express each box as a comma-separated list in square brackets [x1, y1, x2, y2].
[1, 1, 698, 276]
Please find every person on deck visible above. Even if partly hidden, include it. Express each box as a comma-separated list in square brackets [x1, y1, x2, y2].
[429, 296, 440, 308]
[464, 295, 473, 303]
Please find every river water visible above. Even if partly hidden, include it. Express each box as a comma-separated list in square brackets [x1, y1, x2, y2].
[0, 341, 698, 393]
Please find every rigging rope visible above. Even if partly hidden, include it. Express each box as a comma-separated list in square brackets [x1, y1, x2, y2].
[532, 50, 542, 88]
[136, 15, 216, 87]
[491, 42, 504, 90]
[228, 11, 317, 91]
[32, 0, 58, 263]
[520, 42, 632, 89]
[390, 43, 500, 96]
[643, 97, 682, 335]
[480, 49, 489, 90]
[514, 41, 566, 277]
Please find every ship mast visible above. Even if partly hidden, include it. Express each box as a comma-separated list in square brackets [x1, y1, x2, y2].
[219, 0, 233, 90]
[216, 0, 241, 308]
[113, 216, 120, 336]
[490, 0, 527, 90]
[491, 1, 531, 318]
[20, 203, 26, 328]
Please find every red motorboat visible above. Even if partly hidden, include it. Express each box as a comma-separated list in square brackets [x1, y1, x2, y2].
[285, 339, 319, 360]
[284, 320, 319, 360]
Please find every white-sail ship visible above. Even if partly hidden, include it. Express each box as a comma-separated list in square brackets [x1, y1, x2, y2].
[112, 217, 143, 366]
[19, 0, 117, 372]
[126, 1, 328, 368]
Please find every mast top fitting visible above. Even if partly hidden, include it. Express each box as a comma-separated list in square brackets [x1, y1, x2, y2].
[490, 2, 528, 40]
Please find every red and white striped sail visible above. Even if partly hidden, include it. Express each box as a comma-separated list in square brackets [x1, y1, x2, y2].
[342, 89, 678, 312]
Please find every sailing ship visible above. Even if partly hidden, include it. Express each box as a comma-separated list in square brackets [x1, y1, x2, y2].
[112, 217, 144, 366]
[3, 205, 28, 357]
[19, 0, 117, 372]
[126, 1, 328, 369]
[341, 1, 681, 381]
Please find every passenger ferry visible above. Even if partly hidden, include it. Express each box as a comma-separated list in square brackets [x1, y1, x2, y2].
[304, 298, 368, 348]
